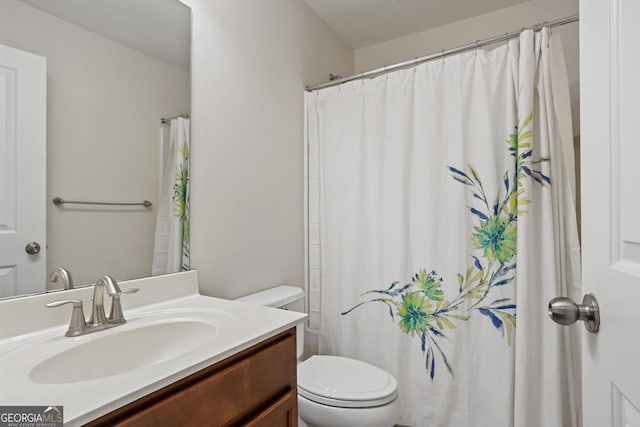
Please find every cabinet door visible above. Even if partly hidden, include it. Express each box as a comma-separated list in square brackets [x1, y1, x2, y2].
[100, 331, 297, 427]
[243, 389, 298, 427]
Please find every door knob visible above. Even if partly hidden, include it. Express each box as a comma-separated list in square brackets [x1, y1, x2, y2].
[25, 242, 41, 255]
[548, 293, 599, 333]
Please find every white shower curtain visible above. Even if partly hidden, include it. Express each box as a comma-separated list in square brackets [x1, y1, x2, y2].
[152, 117, 190, 274]
[305, 29, 581, 426]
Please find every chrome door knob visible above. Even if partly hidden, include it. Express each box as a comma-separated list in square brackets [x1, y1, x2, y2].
[548, 293, 600, 333]
[25, 242, 41, 255]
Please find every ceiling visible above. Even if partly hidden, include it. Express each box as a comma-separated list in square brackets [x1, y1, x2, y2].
[19, 0, 191, 69]
[18, 0, 530, 67]
[304, 0, 529, 49]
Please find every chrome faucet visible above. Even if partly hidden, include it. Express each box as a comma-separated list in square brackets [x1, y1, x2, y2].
[88, 275, 122, 327]
[90, 275, 139, 326]
[46, 275, 138, 337]
[48, 267, 74, 290]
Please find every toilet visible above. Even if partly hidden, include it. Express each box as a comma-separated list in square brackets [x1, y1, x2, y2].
[236, 286, 399, 427]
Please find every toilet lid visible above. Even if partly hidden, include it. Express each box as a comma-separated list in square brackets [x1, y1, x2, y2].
[297, 356, 398, 408]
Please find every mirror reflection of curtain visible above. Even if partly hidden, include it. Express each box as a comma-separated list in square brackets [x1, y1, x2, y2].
[152, 117, 190, 274]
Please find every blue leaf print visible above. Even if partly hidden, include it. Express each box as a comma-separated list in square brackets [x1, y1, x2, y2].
[493, 304, 516, 310]
[341, 299, 396, 319]
[448, 166, 470, 179]
[385, 281, 400, 291]
[532, 170, 551, 184]
[366, 283, 412, 297]
[479, 308, 503, 330]
[504, 263, 517, 271]
[470, 207, 488, 220]
[429, 348, 435, 380]
[493, 278, 513, 287]
[472, 256, 483, 271]
[340, 301, 370, 316]
[473, 193, 485, 203]
[453, 176, 473, 186]
[383, 301, 395, 318]
[429, 327, 447, 339]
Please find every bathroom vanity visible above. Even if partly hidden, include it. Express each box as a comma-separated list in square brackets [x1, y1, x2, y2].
[87, 329, 298, 426]
[0, 271, 306, 426]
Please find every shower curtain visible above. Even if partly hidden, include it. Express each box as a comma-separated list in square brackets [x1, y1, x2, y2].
[152, 117, 190, 274]
[305, 29, 581, 426]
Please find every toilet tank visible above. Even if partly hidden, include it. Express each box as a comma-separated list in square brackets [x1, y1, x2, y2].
[235, 286, 305, 358]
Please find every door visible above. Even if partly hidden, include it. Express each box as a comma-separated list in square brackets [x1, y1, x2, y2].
[0, 43, 46, 298]
[581, 0, 640, 424]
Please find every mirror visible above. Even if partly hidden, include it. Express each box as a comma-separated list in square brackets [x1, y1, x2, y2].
[0, 0, 191, 298]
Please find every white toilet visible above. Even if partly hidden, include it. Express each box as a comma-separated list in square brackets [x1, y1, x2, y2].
[236, 286, 399, 427]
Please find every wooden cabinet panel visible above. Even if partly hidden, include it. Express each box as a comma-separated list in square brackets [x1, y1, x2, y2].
[86, 329, 297, 427]
[244, 389, 297, 427]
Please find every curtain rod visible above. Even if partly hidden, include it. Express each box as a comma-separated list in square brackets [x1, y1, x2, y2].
[306, 14, 579, 92]
[160, 113, 190, 124]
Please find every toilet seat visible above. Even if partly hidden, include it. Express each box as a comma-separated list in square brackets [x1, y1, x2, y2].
[297, 356, 398, 408]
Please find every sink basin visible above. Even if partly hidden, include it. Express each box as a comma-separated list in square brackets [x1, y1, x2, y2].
[29, 319, 217, 384]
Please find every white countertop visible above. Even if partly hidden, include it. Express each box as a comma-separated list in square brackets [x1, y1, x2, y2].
[0, 271, 306, 426]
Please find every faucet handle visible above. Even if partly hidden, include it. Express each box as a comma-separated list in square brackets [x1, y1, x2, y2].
[108, 288, 139, 324]
[46, 299, 87, 337]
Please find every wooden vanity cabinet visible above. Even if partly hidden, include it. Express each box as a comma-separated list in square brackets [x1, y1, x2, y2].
[86, 329, 298, 427]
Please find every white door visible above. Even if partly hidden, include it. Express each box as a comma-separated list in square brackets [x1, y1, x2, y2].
[0, 43, 46, 298]
[580, 0, 640, 424]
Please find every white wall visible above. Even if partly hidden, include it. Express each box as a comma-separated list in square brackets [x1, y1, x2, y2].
[355, 0, 580, 136]
[180, 0, 354, 299]
[0, 0, 190, 288]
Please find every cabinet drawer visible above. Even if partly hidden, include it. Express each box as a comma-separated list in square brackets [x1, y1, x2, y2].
[244, 389, 298, 427]
[89, 330, 297, 427]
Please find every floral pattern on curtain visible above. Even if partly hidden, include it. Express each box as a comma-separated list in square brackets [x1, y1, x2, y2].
[173, 137, 190, 271]
[152, 117, 190, 275]
[342, 112, 548, 379]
